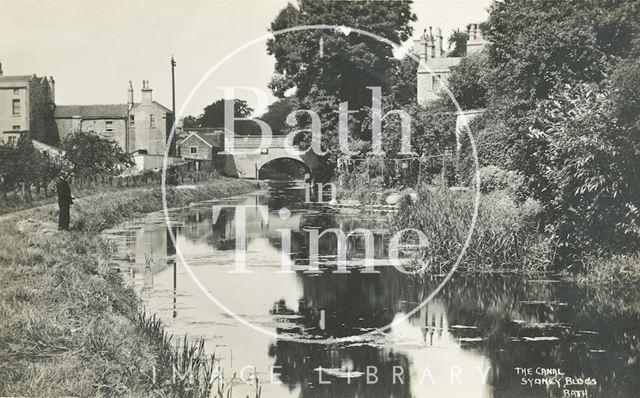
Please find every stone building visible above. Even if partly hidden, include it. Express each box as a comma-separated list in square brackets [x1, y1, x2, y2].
[177, 128, 224, 169]
[0, 63, 56, 145]
[54, 80, 173, 156]
[415, 23, 487, 104]
[53, 104, 128, 149]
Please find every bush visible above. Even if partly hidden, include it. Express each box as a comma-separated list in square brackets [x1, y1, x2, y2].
[479, 165, 524, 194]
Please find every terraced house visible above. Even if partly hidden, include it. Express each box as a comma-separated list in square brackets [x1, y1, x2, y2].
[54, 80, 174, 156]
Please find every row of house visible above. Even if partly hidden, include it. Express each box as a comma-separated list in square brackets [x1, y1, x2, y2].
[0, 63, 182, 171]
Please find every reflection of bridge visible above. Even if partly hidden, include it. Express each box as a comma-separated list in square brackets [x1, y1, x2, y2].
[220, 135, 322, 179]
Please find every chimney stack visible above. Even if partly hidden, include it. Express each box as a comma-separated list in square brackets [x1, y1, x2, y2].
[436, 28, 444, 57]
[414, 29, 429, 62]
[127, 81, 134, 107]
[0, 62, 3, 76]
[141, 80, 152, 105]
[466, 23, 487, 55]
[427, 27, 436, 58]
[48, 76, 55, 103]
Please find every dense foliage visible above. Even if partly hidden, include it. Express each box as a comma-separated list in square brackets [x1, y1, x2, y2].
[62, 132, 133, 178]
[266, 0, 417, 166]
[0, 132, 134, 199]
[477, 0, 640, 259]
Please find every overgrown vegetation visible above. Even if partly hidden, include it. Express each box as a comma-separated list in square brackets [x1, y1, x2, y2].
[265, 0, 640, 283]
[0, 178, 258, 397]
[392, 187, 552, 274]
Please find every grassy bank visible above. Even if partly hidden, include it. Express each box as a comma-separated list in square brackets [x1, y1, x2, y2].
[0, 178, 258, 397]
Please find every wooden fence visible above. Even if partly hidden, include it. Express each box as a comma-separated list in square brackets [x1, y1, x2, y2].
[0, 168, 218, 204]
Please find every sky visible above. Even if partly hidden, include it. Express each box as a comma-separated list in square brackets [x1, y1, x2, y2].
[0, 0, 491, 118]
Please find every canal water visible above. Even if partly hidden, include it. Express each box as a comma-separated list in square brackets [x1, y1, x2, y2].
[104, 182, 640, 398]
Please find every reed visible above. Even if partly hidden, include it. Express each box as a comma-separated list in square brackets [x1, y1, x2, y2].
[391, 187, 553, 274]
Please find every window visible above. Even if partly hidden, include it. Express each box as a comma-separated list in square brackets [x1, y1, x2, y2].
[106, 120, 114, 132]
[129, 114, 135, 127]
[12, 125, 20, 130]
[13, 89, 19, 95]
[432, 74, 441, 91]
[190, 146, 198, 154]
[7, 136, 17, 145]
[12, 99, 20, 115]
[150, 114, 156, 128]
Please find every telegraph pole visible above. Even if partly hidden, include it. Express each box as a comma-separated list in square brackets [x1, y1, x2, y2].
[170, 56, 177, 156]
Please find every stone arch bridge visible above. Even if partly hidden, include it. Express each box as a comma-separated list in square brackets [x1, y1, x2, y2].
[220, 135, 322, 180]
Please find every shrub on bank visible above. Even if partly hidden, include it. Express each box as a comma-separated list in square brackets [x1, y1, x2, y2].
[478, 165, 524, 195]
[391, 188, 551, 273]
[576, 254, 640, 286]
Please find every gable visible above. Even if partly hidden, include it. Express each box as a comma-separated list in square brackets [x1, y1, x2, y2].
[179, 133, 212, 148]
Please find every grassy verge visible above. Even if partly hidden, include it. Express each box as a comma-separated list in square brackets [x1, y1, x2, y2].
[0, 178, 258, 397]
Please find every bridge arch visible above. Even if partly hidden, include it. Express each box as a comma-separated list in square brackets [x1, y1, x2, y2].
[257, 156, 311, 180]
[220, 136, 322, 180]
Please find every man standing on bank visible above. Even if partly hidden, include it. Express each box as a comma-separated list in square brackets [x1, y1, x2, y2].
[56, 172, 73, 231]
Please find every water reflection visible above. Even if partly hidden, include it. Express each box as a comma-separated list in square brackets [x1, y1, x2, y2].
[104, 183, 640, 398]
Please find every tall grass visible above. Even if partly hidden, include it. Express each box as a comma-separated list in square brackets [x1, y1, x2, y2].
[391, 187, 553, 273]
[0, 178, 258, 397]
[575, 254, 640, 286]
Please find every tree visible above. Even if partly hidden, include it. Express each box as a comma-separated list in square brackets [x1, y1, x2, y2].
[258, 97, 299, 136]
[199, 99, 253, 128]
[181, 115, 200, 129]
[484, 0, 640, 185]
[447, 29, 468, 57]
[266, 0, 417, 164]
[0, 144, 19, 199]
[530, 81, 640, 257]
[186, 99, 262, 135]
[443, 51, 489, 110]
[477, 0, 640, 261]
[387, 52, 419, 108]
[62, 132, 133, 178]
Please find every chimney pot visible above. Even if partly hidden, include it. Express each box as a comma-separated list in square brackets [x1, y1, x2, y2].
[141, 80, 152, 105]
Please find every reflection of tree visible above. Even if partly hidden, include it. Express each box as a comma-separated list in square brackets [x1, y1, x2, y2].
[269, 339, 412, 398]
[431, 276, 640, 397]
[268, 271, 640, 398]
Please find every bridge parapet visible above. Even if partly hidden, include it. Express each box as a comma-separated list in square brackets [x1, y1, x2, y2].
[230, 135, 288, 149]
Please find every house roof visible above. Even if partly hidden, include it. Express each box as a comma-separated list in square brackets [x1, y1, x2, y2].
[55, 100, 173, 119]
[54, 104, 128, 119]
[179, 131, 224, 148]
[418, 56, 462, 73]
[0, 75, 33, 83]
[0, 75, 33, 88]
[32, 139, 62, 155]
[131, 101, 172, 113]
